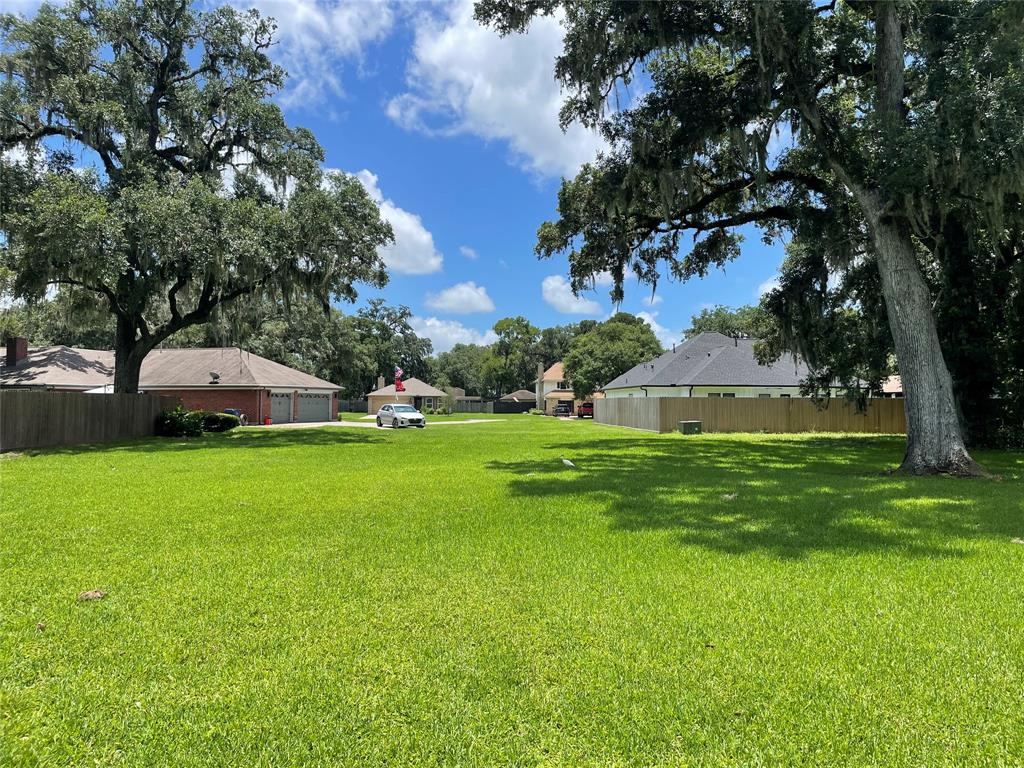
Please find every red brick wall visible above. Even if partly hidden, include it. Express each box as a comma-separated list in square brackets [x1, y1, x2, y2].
[151, 389, 334, 424]
[153, 389, 262, 422]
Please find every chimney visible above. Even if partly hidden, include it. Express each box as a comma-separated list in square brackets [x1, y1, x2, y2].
[376, 375, 386, 391]
[5, 337, 28, 368]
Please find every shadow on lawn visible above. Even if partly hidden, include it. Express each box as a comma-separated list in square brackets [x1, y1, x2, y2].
[26, 425, 386, 456]
[487, 435, 1022, 559]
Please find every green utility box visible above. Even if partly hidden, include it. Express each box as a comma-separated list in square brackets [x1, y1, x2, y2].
[678, 420, 702, 435]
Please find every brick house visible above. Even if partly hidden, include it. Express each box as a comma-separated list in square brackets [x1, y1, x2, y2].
[1, 338, 340, 424]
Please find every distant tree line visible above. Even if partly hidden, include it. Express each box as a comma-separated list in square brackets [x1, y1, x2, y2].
[1, 289, 664, 401]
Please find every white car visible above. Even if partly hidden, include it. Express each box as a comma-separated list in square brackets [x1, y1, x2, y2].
[376, 403, 426, 428]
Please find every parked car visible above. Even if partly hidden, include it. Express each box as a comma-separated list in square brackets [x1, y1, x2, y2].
[554, 401, 574, 416]
[376, 403, 426, 428]
[222, 407, 248, 426]
[577, 402, 594, 418]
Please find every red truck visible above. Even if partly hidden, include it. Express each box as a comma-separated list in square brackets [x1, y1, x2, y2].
[577, 402, 594, 418]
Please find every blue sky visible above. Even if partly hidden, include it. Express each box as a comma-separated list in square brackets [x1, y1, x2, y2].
[10, 0, 787, 353]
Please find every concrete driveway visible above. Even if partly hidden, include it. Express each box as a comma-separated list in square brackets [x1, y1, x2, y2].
[266, 419, 503, 429]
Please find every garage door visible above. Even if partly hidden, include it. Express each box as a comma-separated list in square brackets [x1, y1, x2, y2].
[270, 393, 292, 424]
[297, 393, 331, 422]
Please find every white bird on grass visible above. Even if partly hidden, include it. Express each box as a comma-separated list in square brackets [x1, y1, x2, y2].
[561, 457, 576, 469]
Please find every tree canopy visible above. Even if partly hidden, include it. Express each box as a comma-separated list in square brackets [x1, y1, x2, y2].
[0, 0, 392, 391]
[476, 0, 1024, 474]
[684, 304, 775, 341]
[431, 343, 491, 396]
[479, 316, 541, 397]
[563, 313, 663, 399]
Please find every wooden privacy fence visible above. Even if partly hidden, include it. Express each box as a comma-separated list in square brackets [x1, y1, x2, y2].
[454, 400, 495, 414]
[596, 396, 906, 434]
[0, 390, 174, 451]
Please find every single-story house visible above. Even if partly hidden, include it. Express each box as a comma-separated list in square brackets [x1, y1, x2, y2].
[1, 338, 340, 423]
[500, 388, 537, 403]
[535, 362, 603, 414]
[366, 377, 447, 414]
[602, 331, 826, 399]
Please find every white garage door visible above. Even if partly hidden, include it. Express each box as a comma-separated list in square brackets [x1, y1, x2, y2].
[270, 393, 292, 423]
[297, 393, 331, 422]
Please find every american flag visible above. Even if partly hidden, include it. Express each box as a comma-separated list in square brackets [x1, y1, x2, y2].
[394, 365, 405, 392]
[394, 365, 404, 379]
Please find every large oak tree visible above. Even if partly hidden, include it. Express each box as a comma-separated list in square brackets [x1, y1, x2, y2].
[1, 1, 392, 392]
[477, 0, 1024, 474]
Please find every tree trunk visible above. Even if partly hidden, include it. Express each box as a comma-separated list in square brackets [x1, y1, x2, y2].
[112, 316, 151, 394]
[864, 207, 984, 475]
[830, 2, 984, 475]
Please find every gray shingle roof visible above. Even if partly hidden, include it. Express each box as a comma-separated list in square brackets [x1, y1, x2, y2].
[1, 346, 340, 390]
[602, 332, 810, 390]
[0, 346, 113, 390]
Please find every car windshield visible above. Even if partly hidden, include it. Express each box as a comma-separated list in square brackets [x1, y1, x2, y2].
[393, 405, 417, 413]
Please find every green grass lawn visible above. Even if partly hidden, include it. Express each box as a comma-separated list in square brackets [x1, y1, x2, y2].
[2, 419, 1023, 767]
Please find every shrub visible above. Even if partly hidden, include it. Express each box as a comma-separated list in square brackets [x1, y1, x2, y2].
[156, 405, 204, 437]
[528, 408, 544, 415]
[201, 411, 241, 433]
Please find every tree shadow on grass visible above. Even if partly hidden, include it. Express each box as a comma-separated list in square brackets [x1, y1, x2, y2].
[16, 425, 387, 457]
[487, 435, 1023, 559]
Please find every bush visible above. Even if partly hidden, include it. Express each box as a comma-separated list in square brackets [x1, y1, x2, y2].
[156, 405, 204, 437]
[201, 411, 241, 433]
[528, 408, 544, 415]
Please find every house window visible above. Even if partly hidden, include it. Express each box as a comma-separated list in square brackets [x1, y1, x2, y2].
[722, 393, 736, 398]
[780, 394, 791, 398]
[708, 393, 721, 398]
[758, 394, 771, 399]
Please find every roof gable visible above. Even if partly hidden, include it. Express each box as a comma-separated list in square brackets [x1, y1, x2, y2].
[367, 377, 447, 397]
[542, 362, 564, 381]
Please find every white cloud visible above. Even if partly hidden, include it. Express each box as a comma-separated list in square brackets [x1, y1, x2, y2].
[2, 0, 41, 16]
[425, 281, 495, 314]
[354, 169, 443, 275]
[542, 275, 602, 315]
[459, 245, 478, 260]
[228, 0, 395, 110]
[412, 316, 497, 354]
[637, 310, 679, 349]
[757, 276, 781, 297]
[1, 145, 34, 165]
[641, 293, 664, 307]
[388, 0, 604, 177]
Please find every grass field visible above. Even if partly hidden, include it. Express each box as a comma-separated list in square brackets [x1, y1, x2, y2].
[2, 418, 1023, 767]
